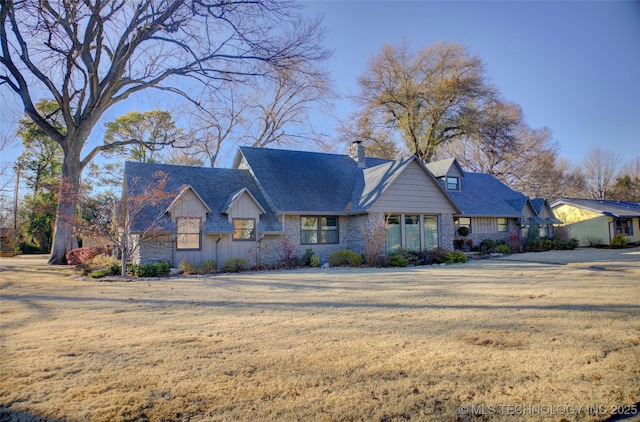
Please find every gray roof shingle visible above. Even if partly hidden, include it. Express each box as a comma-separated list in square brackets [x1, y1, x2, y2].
[551, 198, 640, 218]
[237, 146, 389, 214]
[446, 172, 528, 217]
[125, 161, 281, 233]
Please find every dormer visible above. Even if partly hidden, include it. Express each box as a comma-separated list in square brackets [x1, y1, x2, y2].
[425, 158, 465, 191]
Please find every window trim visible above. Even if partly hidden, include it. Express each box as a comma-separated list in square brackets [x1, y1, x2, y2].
[300, 216, 339, 245]
[233, 218, 256, 241]
[614, 218, 633, 236]
[177, 217, 201, 251]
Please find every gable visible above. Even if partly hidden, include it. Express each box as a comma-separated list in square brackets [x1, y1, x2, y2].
[369, 159, 458, 214]
[553, 203, 603, 224]
[224, 188, 266, 221]
[167, 186, 211, 221]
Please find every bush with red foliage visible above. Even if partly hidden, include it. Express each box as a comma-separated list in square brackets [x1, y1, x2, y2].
[66, 247, 112, 266]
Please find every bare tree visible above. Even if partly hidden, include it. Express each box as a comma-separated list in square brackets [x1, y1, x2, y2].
[177, 83, 248, 167]
[612, 157, 640, 202]
[244, 63, 332, 148]
[582, 147, 619, 200]
[75, 171, 175, 276]
[1, 0, 328, 264]
[353, 41, 494, 162]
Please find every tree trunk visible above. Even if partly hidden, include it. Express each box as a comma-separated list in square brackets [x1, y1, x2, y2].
[48, 145, 83, 265]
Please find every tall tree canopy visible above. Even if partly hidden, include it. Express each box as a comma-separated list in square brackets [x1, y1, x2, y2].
[102, 110, 181, 163]
[0, 0, 328, 264]
[352, 41, 494, 162]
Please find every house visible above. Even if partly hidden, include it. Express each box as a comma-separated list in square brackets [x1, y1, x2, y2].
[125, 142, 461, 268]
[550, 198, 640, 246]
[425, 158, 557, 245]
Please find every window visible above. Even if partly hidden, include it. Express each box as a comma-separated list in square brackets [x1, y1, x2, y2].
[423, 216, 439, 249]
[497, 218, 508, 232]
[177, 218, 200, 250]
[614, 218, 633, 236]
[405, 215, 420, 250]
[385, 215, 401, 253]
[233, 218, 256, 241]
[454, 217, 472, 233]
[301, 216, 339, 244]
[446, 177, 459, 190]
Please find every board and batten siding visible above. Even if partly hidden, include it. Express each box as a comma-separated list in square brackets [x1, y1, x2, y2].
[471, 217, 500, 235]
[169, 189, 209, 221]
[370, 160, 457, 214]
[224, 191, 263, 265]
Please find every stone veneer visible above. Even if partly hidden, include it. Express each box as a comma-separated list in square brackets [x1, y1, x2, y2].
[258, 213, 455, 267]
[133, 234, 173, 265]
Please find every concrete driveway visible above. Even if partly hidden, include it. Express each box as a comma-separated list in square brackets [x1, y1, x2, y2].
[499, 246, 640, 274]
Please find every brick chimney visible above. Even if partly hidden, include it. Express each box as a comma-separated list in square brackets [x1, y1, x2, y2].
[349, 140, 366, 168]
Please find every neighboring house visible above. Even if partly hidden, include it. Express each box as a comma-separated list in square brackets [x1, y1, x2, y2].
[550, 198, 640, 246]
[425, 158, 555, 245]
[126, 142, 461, 267]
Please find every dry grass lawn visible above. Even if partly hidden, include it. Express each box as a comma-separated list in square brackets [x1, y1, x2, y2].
[1, 254, 639, 421]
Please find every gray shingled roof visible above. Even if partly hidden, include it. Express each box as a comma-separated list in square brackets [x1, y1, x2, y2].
[125, 161, 281, 234]
[446, 172, 527, 217]
[237, 146, 389, 214]
[551, 198, 640, 218]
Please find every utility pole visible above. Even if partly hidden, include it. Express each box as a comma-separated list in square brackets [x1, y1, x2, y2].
[14, 162, 20, 235]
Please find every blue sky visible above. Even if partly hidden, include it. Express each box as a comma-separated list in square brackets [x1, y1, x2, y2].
[1, 1, 638, 170]
[301, 0, 640, 164]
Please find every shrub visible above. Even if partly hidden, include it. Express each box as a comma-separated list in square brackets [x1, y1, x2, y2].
[389, 248, 419, 266]
[280, 236, 296, 267]
[18, 242, 45, 254]
[388, 253, 408, 267]
[309, 255, 320, 268]
[495, 244, 511, 255]
[88, 269, 112, 279]
[506, 231, 522, 253]
[222, 257, 248, 272]
[442, 250, 467, 264]
[198, 260, 218, 274]
[423, 247, 449, 265]
[328, 249, 363, 267]
[457, 226, 470, 237]
[301, 248, 317, 267]
[179, 258, 198, 275]
[552, 238, 579, 250]
[611, 233, 627, 249]
[585, 236, 604, 247]
[88, 254, 121, 276]
[479, 239, 497, 253]
[132, 262, 170, 277]
[66, 247, 112, 266]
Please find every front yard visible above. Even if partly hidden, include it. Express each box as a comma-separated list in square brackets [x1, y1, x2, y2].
[1, 252, 639, 421]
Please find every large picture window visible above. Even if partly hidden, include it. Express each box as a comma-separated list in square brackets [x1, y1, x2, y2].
[177, 218, 200, 250]
[423, 216, 439, 249]
[385, 215, 401, 253]
[301, 216, 339, 244]
[405, 215, 420, 250]
[233, 218, 256, 241]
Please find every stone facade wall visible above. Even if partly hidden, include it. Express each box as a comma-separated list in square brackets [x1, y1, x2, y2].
[439, 213, 455, 251]
[135, 234, 173, 265]
[257, 212, 455, 266]
[258, 215, 365, 266]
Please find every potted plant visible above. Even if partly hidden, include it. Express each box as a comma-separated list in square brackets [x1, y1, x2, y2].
[457, 226, 472, 252]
